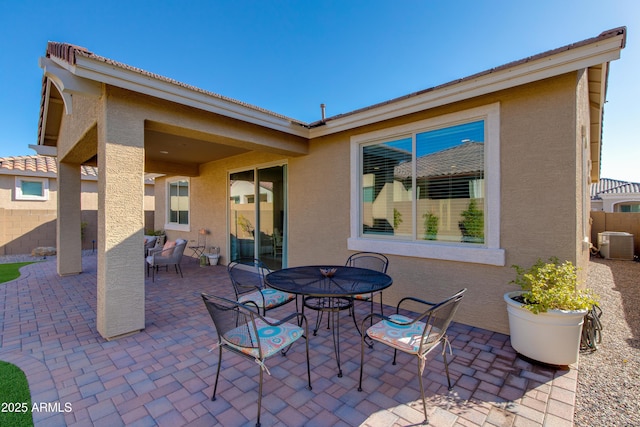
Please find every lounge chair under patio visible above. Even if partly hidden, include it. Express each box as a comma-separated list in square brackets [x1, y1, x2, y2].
[146, 238, 187, 282]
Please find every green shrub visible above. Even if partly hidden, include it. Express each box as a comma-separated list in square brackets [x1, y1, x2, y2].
[422, 212, 438, 240]
[511, 257, 598, 314]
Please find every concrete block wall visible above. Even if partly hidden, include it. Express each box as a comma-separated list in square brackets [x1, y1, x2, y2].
[0, 208, 154, 255]
[0, 208, 57, 255]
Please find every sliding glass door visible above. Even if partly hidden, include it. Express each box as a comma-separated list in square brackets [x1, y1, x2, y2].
[229, 164, 286, 270]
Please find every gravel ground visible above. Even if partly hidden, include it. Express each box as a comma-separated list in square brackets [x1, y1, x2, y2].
[574, 257, 640, 426]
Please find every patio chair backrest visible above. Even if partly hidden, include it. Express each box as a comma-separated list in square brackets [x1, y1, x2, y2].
[227, 258, 271, 299]
[416, 289, 465, 354]
[172, 239, 187, 261]
[201, 294, 261, 355]
[346, 252, 389, 273]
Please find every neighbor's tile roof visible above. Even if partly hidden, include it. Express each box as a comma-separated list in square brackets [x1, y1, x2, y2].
[394, 141, 484, 180]
[0, 155, 98, 178]
[591, 178, 640, 199]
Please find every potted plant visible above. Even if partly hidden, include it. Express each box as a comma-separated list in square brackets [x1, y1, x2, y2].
[504, 257, 598, 366]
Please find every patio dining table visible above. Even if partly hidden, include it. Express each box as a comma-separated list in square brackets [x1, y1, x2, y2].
[265, 265, 392, 377]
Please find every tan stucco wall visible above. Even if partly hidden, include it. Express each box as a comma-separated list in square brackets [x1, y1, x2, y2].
[56, 92, 101, 164]
[150, 71, 592, 334]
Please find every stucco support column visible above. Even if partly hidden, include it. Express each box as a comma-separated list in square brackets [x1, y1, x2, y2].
[96, 108, 145, 340]
[57, 161, 83, 276]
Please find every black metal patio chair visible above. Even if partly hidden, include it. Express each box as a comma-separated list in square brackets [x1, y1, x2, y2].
[227, 258, 296, 315]
[358, 288, 466, 424]
[346, 252, 389, 321]
[201, 293, 312, 427]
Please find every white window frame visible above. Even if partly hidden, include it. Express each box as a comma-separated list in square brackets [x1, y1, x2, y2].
[349, 103, 505, 266]
[15, 177, 49, 201]
[165, 177, 190, 232]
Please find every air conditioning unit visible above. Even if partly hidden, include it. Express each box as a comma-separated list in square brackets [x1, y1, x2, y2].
[598, 232, 635, 260]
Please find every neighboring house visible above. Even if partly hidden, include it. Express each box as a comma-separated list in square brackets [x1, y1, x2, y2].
[591, 178, 640, 212]
[34, 28, 626, 340]
[0, 155, 155, 255]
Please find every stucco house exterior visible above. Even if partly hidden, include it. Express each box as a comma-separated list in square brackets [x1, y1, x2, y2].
[0, 155, 155, 255]
[34, 28, 626, 340]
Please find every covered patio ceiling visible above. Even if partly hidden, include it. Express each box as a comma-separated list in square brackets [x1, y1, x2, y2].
[35, 77, 303, 177]
[143, 128, 249, 177]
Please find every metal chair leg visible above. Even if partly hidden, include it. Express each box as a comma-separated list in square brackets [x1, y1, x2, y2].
[256, 366, 263, 427]
[417, 358, 428, 424]
[211, 346, 222, 401]
[442, 346, 452, 389]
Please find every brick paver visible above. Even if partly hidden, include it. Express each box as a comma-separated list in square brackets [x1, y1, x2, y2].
[0, 254, 577, 426]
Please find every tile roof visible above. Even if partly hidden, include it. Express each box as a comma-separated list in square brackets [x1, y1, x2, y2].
[45, 42, 306, 126]
[591, 178, 640, 199]
[0, 155, 98, 179]
[394, 141, 483, 180]
[45, 27, 626, 129]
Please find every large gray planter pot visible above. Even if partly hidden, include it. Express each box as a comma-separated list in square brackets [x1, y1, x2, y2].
[504, 291, 586, 366]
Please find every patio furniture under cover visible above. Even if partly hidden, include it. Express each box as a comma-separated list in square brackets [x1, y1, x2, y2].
[201, 293, 312, 427]
[358, 288, 466, 424]
[145, 238, 187, 282]
[227, 258, 296, 315]
[143, 235, 157, 256]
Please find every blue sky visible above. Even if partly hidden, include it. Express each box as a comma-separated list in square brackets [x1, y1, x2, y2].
[1, 1, 638, 181]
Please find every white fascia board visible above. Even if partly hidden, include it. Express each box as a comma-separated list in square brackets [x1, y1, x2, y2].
[600, 192, 640, 200]
[310, 36, 624, 138]
[2, 169, 57, 178]
[71, 56, 310, 138]
[29, 144, 58, 157]
[40, 57, 102, 114]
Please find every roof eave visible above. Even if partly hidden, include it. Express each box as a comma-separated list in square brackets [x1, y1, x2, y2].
[36, 27, 625, 146]
[310, 28, 626, 138]
[67, 55, 311, 138]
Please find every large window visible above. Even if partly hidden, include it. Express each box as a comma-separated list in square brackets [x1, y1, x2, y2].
[15, 177, 49, 201]
[166, 178, 189, 230]
[350, 104, 504, 265]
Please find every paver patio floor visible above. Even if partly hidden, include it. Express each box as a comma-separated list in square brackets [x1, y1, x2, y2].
[0, 254, 576, 426]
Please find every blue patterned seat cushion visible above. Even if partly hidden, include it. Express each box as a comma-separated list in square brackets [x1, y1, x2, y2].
[238, 288, 295, 309]
[223, 316, 303, 359]
[366, 314, 440, 354]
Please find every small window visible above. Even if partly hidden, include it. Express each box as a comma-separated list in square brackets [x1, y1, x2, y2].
[166, 178, 190, 231]
[15, 177, 49, 201]
[616, 203, 640, 213]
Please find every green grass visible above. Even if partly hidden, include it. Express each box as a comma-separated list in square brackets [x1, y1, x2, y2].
[0, 362, 33, 426]
[0, 263, 35, 427]
[0, 262, 33, 284]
